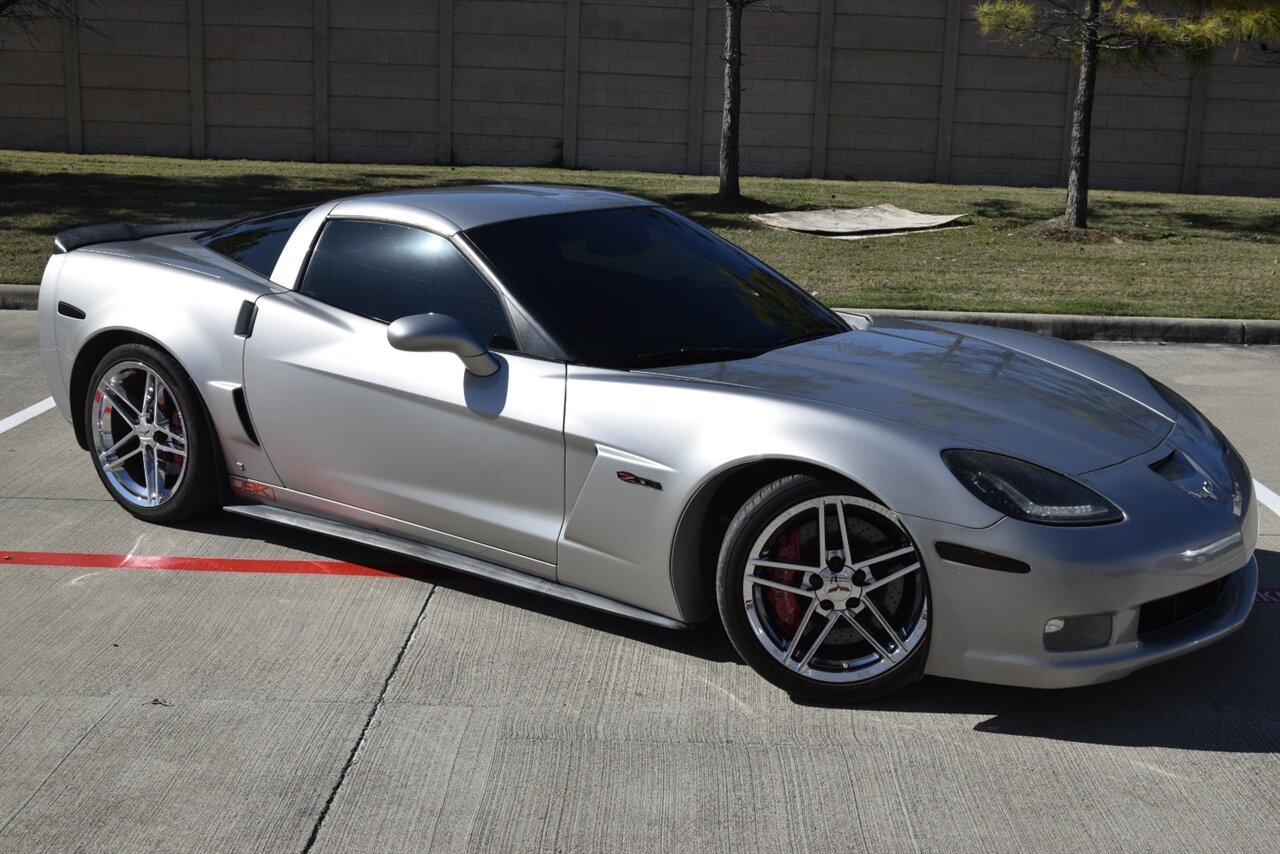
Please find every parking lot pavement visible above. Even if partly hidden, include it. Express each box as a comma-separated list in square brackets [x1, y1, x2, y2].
[1, 308, 1277, 853]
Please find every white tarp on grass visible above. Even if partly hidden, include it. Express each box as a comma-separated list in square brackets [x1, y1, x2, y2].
[750, 204, 968, 239]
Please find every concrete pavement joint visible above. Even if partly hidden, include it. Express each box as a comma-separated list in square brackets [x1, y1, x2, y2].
[300, 587, 435, 854]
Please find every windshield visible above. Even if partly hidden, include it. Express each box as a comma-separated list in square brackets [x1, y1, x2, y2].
[465, 205, 847, 368]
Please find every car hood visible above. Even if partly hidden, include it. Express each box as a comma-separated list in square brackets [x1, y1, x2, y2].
[647, 322, 1173, 475]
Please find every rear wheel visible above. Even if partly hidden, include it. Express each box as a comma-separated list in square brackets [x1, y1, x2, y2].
[84, 344, 219, 522]
[716, 475, 930, 703]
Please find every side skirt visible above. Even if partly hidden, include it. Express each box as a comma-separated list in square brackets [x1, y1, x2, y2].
[223, 503, 687, 631]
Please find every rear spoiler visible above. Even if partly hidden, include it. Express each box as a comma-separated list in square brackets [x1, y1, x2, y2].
[53, 219, 233, 254]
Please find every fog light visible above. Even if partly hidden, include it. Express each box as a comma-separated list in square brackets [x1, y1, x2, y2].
[1043, 614, 1112, 651]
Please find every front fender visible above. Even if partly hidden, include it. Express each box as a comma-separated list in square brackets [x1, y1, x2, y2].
[557, 367, 1000, 622]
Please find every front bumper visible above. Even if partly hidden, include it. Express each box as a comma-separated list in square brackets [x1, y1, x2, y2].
[906, 445, 1259, 690]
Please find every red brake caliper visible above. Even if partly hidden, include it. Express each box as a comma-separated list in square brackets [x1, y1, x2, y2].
[765, 526, 802, 633]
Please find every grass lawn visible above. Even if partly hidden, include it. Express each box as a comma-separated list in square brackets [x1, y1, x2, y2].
[1, 149, 1276, 318]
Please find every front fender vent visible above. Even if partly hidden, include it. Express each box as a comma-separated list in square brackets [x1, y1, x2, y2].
[231, 386, 260, 446]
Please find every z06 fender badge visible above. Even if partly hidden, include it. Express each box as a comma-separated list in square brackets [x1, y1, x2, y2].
[616, 471, 663, 491]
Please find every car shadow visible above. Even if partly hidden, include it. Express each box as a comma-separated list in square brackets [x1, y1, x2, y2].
[178, 512, 1277, 751]
[174, 510, 740, 663]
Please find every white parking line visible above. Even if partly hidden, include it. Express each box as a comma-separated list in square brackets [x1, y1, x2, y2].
[1255, 480, 1280, 520]
[0, 396, 56, 434]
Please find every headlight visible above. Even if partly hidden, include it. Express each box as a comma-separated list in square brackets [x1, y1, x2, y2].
[942, 450, 1124, 526]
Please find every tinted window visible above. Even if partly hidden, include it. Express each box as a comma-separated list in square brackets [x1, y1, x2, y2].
[300, 219, 515, 348]
[466, 206, 845, 368]
[197, 207, 313, 277]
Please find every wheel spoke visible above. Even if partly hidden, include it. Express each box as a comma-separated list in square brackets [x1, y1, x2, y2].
[747, 572, 816, 598]
[863, 561, 922, 592]
[98, 431, 137, 461]
[784, 598, 822, 660]
[141, 370, 159, 424]
[142, 446, 159, 506]
[751, 557, 818, 574]
[793, 612, 840, 669]
[818, 501, 828, 558]
[836, 499, 853, 559]
[102, 444, 144, 472]
[842, 610, 899, 662]
[851, 545, 917, 574]
[156, 425, 186, 446]
[102, 386, 141, 426]
[860, 596, 903, 645]
[154, 436, 187, 457]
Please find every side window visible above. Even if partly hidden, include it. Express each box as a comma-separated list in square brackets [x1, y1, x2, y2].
[300, 219, 516, 350]
[197, 207, 314, 277]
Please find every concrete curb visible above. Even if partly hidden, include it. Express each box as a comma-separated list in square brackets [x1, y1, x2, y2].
[0, 284, 39, 310]
[3, 283, 1276, 344]
[843, 308, 1280, 346]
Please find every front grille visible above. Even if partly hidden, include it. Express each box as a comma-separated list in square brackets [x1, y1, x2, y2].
[1138, 575, 1230, 636]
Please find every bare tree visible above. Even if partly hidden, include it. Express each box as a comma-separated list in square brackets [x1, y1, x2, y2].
[0, 0, 95, 38]
[975, 0, 1280, 228]
[719, 1, 766, 202]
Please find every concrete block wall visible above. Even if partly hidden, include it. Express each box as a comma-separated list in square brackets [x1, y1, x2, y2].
[577, 0, 693, 173]
[827, 0, 946, 182]
[327, 0, 438, 164]
[78, 0, 190, 156]
[1, 0, 1276, 196]
[204, 0, 315, 161]
[951, 13, 1068, 187]
[1199, 59, 1280, 195]
[1090, 65, 1193, 192]
[452, 0, 565, 165]
[700, 0, 820, 178]
[0, 20, 66, 151]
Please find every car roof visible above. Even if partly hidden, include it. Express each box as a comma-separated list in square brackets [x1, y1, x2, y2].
[328, 184, 655, 234]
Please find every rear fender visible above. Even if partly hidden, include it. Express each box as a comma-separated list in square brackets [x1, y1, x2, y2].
[54, 249, 281, 488]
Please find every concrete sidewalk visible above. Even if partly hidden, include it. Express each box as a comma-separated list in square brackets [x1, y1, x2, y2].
[5, 282, 1278, 344]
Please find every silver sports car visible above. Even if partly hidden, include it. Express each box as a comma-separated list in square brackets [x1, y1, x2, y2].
[37, 185, 1258, 703]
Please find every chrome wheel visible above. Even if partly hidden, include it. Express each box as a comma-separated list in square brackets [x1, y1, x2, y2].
[91, 360, 190, 508]
[740, 494, 928, 685]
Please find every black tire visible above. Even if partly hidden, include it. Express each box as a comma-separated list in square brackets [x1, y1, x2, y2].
[83, 343, 220, 522]
[716, 474, 931, 703]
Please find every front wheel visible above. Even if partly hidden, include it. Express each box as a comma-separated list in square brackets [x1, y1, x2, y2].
[84, 343, 219, 522]
[716, 475, 931, 703]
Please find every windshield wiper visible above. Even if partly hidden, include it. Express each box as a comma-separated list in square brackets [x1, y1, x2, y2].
[606, 346, 765, 370]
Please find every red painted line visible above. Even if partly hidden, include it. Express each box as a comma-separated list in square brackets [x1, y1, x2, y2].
[0, 550, 437, 578]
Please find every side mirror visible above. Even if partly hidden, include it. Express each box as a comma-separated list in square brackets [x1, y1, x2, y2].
[387, 313, 501, 377]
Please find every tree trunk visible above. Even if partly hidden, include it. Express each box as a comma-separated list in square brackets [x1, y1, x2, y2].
[718, 1, 742, 201]
[1065, 0, 1100, 228]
